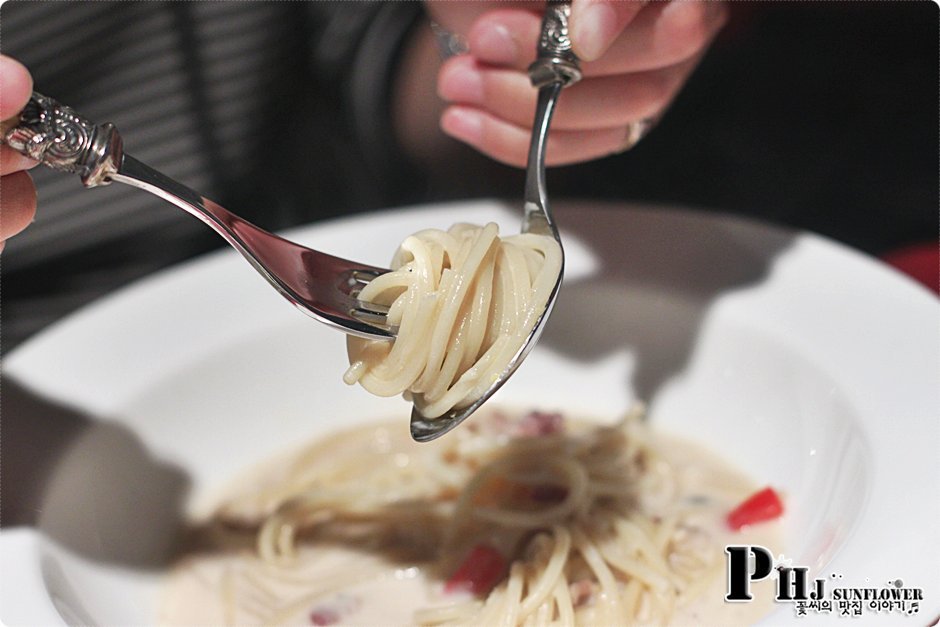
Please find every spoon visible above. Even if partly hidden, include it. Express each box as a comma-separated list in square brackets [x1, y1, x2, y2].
[409, 0, 582, 442]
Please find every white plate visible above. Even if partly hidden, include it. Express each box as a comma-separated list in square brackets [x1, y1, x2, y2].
[2, 200, 937, 626]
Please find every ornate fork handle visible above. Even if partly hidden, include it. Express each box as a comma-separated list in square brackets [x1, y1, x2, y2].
[1, 92, 123, 187]
[0, 90, 400, 340]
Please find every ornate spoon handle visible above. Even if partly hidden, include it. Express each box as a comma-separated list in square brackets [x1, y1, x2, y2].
[1, 91, 123, 187]
[528, 0, 582, 89]
[522, 1, 582, 235]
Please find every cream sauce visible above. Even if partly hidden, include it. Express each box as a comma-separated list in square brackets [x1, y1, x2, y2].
[160, 413, 783, 626]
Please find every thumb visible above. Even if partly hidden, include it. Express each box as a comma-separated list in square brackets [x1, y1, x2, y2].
[569, 0, 645, 62]
[0, 56, 33, 121]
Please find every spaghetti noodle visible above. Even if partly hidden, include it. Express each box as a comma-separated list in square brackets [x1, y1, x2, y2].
[343, 223, 562, 418]
[161, 408, 782, 626]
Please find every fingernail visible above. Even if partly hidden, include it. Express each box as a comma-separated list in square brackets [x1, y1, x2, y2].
[0, 55, 24, 77]
[0, 149, 36, 178]
[0, 55, 33, 118]
[473, 22, 517, 65]
[438, 61, 485, 104]
[441, 107, 483, 145]
[573, 2, 619, 62]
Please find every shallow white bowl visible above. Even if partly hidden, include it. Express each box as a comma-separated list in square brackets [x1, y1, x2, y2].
[2, 200, 937, 625]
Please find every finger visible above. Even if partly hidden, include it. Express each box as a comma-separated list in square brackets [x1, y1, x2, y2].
[465, 9, 541, 67]
[425, 1, 544, 39]
[0, 171, 37, 241]
[469, 2, 726, 76]
[0, 55, 33, 120]
[594, 1, 727, 75]
[439, 55, 697, 131]
[441, 105, 628, 168]
[1, 145, 37, 175]
[569, 0, 646, 62]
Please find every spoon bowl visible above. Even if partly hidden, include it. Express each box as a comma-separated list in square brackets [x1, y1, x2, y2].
[410, 2, 579, 441]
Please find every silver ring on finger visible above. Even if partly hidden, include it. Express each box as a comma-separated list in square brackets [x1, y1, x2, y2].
[618, 115, 659, 153]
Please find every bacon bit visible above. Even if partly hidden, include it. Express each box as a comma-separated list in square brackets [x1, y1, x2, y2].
[569, 579, 597, 607]
[530, 484, 569, 503]
[309, 609, 340, 626]
[473, 476, 514, 507]
[514, 411, 564, 437]
[445, 544, 506, 596]
[308, 594, 360, 625]
[437, 486, 460, 500]
[486, 411, 510, 435]
[474, 477, 568, 508]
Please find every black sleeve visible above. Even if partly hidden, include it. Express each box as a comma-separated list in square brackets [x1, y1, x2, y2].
[296, 1, 427, 213]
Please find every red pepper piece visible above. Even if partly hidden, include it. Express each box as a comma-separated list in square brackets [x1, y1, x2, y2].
[727, 486, 784, 531]
[444, 544, 506, 596]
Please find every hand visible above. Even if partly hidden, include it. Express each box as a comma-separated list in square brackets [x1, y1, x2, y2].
[0, 55, 37, 252]
[429, 1, 727, 167]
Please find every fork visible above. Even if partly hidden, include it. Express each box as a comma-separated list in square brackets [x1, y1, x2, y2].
[409, 0, 582, 442]
[1, 93, 396, 340]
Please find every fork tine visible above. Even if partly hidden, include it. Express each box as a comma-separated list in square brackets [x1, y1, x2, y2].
[348, 269, 384, 284]
[355, 300, 390, 315]
[341, 268, 385, 299]
[350, 307, 392, 329]
[342, 268, 389, 310]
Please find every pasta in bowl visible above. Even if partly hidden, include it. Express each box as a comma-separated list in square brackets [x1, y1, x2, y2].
[2, 200, 937, 626]
[160, 407, 783, 626]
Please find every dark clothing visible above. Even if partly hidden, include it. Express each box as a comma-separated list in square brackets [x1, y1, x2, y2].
[1, 1, 936, 349]
[1, 1, 424, 346]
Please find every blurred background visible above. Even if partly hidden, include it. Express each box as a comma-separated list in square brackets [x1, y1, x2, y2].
[1, 1, 936, 351]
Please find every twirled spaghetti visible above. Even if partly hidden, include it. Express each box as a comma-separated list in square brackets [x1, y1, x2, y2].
[161, 408, 781, 626]
[343, 223, 562, 418]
